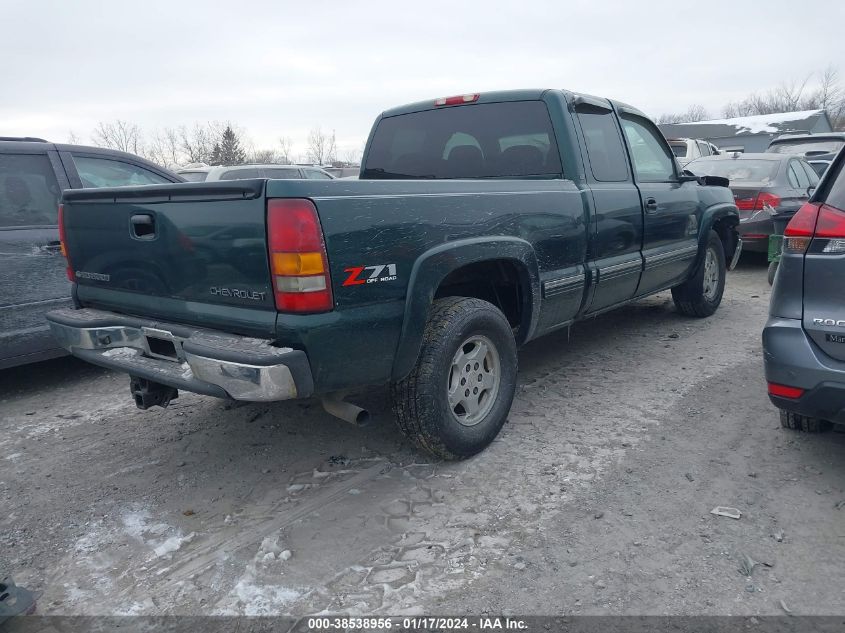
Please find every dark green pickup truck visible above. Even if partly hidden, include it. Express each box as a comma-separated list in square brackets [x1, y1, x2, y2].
[48, 89, 740, 459]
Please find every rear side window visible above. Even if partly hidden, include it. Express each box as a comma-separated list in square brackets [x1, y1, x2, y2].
[0, 153, 61, 227]
[697, 141, 711, 157]
[799, 160, 820, 186]
[670, 143, 687, 158]
[620, 116, 676, 182]
[179, 171, 208, 182]
[263, 168, 301, 179]
[220, 168, 260, 180]
[303, 169, 333, 180]
[362, 101, 563, 179]
[576, 107, 628, 182]
[72, 155, 171, 187]
[788, 161, 810, 189]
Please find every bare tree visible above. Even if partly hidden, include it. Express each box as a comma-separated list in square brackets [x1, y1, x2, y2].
[657, 104, 711, 124]
[146, 127, 182, 168]
[67, 130, 81, 145]
[306, 127, 337, 165]
[91, 120, 145, 155]
[178, 121, 227, 165]
[278, 136, 294, 164]
[247, 148, 279, 164]
[341, 146, 362, 166]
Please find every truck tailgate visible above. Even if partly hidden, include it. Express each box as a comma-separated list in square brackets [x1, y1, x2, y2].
[62, 180, 276, 337]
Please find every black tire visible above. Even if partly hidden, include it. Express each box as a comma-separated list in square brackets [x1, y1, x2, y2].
[390, 297, 518, 460]
[672, 230, 726, 318]
[779, 409, 831, 433]
[767, 261, 778, 286]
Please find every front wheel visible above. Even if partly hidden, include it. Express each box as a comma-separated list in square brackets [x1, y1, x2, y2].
[672, 230, 726, 318]
[390, 297, 518, 460]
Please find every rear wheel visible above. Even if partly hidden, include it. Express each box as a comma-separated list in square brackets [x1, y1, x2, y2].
[779, 409, 831, 433]
[390, 297, 517, 460]
[672, 230, 726, 318]
[767, 261, 778, 286]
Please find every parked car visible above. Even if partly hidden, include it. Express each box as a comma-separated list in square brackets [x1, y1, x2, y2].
[766, 132, 845, 160]
[667, 137, 721, 166]
[0, 137, 183, 369]
[176, 164, 335, 182]
[324, 166, 360, 179]
[763, 147, 845, 432]
[686, 153, 818, 253]
[47, 89, 740, 459]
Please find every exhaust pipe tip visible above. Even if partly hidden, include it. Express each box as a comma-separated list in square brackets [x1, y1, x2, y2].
[322, 396, 370, 427]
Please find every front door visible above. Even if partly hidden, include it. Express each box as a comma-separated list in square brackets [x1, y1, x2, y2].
[619, 114, 701, 296]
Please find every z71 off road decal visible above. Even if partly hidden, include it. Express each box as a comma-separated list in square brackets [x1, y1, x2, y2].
[343, 264, 398, 286]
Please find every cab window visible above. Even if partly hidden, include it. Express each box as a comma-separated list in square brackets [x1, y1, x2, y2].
[575, 107, 629, 182]
[620, 116, 676, 182]
[0, 153, 61, 227]
[72, 155, 171, 187]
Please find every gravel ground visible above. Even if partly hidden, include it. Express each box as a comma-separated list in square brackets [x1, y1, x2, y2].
[1, 255, 843, 616]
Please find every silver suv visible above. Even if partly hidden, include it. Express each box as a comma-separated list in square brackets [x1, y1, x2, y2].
[763, 148, 845, 431]
[176, 164, 335, 182]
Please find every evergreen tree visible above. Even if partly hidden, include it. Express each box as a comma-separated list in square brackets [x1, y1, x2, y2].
[209, 142, 222, 166]
[218, 126, 246, 166]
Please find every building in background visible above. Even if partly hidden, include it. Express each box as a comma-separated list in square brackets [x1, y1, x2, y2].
[658, 110, 833, 154]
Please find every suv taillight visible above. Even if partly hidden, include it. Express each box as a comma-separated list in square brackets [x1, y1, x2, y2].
[783, 202, 845, 253]
[267, 198, 333, 313]
[58, 204, 74, 282]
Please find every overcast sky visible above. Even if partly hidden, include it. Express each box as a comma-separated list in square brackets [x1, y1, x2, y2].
[4, 0, 844, 160]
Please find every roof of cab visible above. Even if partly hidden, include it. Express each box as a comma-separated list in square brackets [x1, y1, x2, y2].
[378, 88, 650, 121]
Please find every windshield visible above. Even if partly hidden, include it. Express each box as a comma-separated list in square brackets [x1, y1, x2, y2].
[362, 101, 563, 179]
[687, 158, 780, 183]
[768, 139, 845, 155]
[669, 142, 688, 158]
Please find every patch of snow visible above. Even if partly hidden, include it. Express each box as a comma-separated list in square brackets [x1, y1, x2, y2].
[101, 347, 141, 359]
[688, 110, 823, 135]
[153, 532, 195, 558]
[5, 452, 23, 461]
[231, 578, 302, 616]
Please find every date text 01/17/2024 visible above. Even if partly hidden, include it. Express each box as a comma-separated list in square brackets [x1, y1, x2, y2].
[306, 616, 529, 630]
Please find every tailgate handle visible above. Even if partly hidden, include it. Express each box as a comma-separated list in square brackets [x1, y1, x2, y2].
[130, 213, 156, 239]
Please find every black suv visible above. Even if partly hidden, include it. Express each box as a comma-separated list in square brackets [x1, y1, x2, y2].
[0, 138, 183, 369]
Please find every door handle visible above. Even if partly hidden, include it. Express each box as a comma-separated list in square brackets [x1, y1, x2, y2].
[645, 198, 659, 213]
[130, 213, 156, 239]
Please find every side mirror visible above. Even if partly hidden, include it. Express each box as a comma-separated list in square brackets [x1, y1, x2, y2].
[678, 171, 699, 183]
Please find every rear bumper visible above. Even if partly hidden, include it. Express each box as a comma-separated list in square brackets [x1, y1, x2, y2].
[46, 307, 314, 401]
[763, 317, 845, 424]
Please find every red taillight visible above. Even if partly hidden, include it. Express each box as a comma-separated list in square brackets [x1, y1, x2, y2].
[267, 198, 333, 313]
[783, 202, 821, 253]
[814, 203, 845, 238]
[784, 202, 821, 237]
[767, 382, 805, 399]
[58, 204, 74, 282]
[735, 192, 780, 211]
[434, 94, 480, 106]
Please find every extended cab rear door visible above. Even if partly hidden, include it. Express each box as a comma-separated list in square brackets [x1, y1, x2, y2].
[619, 113, 701, 296]
[571, 98, 644, 313]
